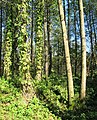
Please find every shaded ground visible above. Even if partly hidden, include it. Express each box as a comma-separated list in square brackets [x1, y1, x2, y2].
[0, 75, 97, 120]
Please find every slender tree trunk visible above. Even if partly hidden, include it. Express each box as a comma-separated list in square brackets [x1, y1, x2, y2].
[11, 5, 19, 79]
[63, 0, 66, 24]
[35, 0, 44, 80]
[92, 14, 96, 44]
[92, 13, 97, 68]
[0, 4, 2, 77]
[44, 1, 49, 78]
[62, 0, 67, 76]
[74, 0, 77, 76]
[31, 0, 34, 65]
[79, 0, 86, 100]
[58, 0, 74, 104]
[89, 8, 94, 78]
[57, 38, 60, 75]
[30, 0, 35, 78]
[85, 12, 90, 76]
[12, 6, 19, 78]
[10, 5, 15, 79]
[47, 3, 52, 76]
[3, 5, 12, 79]
[68, 0, 70, 49]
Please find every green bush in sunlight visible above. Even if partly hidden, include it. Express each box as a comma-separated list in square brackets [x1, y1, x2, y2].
[0, 77, 61, 120]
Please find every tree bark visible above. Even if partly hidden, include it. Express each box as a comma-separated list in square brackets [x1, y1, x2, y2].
[44, 0, 49, 78]
[47, 3, 52, 76]
[74, 0, 77, 77]
[63, 0, 66, 24]
[68, 0, 70, 49]
[35, 0, 44, 80]
[58, 0, 74, 104]
[79, 0, 86, 100]
[89, 8, 94, 78]
[92, 13, 97, 69]
[0, 4, 2, 77]
[31, 0, 34, 65]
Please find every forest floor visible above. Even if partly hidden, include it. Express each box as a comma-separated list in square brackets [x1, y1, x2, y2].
[0, 75, 97, 120]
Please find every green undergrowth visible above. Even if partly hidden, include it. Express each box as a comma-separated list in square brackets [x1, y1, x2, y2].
[0, 75, 97, 120]
[34, 75, 68, 118]
[34, 74, 97, 120]
[0, 77, 61, 120]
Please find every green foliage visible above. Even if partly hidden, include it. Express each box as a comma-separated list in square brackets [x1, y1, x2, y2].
[32, 75, 97, 120]
[0, 78, 61, 120]
[0, 77, 21, 103]
[34, 75, 68, 118]
[0, 75, 97, 120]
[1, 0, 97, 119]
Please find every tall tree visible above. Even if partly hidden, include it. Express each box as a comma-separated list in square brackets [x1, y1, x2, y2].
[31, 0, 34, 64]
[58, 0, 74, 104]
[17, 0, 33, 99]
[3, 4, 12, 80]
[73, 0, 77, 76]
[47, 2, 52, 76]
[0, 3, 2, 77]
[79, 0, 86, 100]
[35, 0, 44, 80]
[63, 0, 66, 23]
[67, 0, 70, 49]
[11, 4, 19, 79]
[89, 5, 94, 78]
[30, 0, 35, 78]
[44, 0, 49, 78]
[92, 13, 97, 69]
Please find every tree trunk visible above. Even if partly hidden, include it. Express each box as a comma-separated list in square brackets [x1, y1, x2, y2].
[68, 0, 70, 49]
[74, 0, 77, 77]
[35, 0, 44, 80]
[58, 0, 74, 104]
[47, 3, 52, 76]
[79, 0, 86, 100]
[3, 5, 12, 80]
[63, 0, 66, 24]
[0, 4, 2, 77]
[89, 8, 94, 78]
[44, 1, 49, 78]
[57, 38, 60, 75]
[17, 0, 34, 101]
[92, 13, 97, 69]
[30, 0, 35, 78]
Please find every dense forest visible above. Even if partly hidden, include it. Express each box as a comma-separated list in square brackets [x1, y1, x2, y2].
[0, 0, 97, 119]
